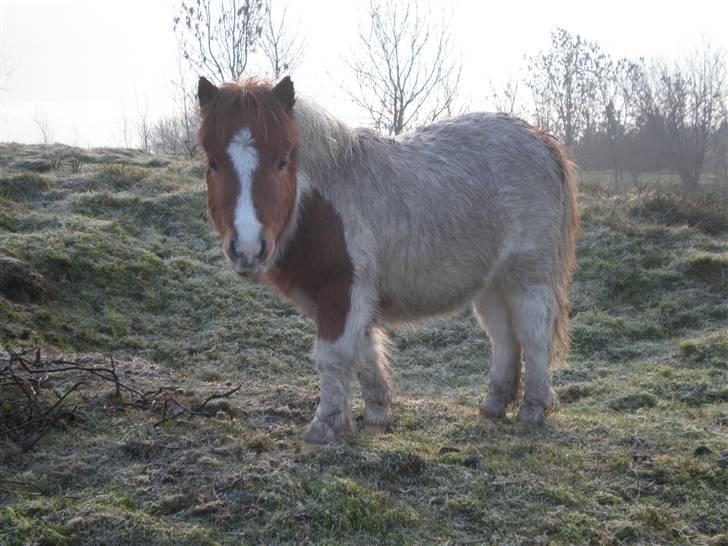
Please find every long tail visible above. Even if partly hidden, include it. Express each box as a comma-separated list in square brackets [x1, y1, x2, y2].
[540, 133, 580, 368]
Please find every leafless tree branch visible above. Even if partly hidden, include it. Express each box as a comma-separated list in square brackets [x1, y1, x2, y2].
[152, 58, 200, 158]
[135, 92, 152, 152]
[345, 0, 461, 136]
[117, 101, 132, 149]
[636, 42, 727, 192]
[173, 0, 266, 83]
[0, 347, 242, 451]
[32, 105, 54, 145]
[526, 28, 601, 147]
[260, 0, 305, 79]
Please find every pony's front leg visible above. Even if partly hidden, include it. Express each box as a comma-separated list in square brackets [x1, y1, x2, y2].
[304, 338, 355, 444]
[304, 282, 360, 445]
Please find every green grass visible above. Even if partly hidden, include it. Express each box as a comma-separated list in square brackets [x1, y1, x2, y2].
[1, 145, 727, 544]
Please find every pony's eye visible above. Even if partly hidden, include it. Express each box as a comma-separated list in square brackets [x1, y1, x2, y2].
[208, 159, 218, 172]
[277, 157, 288, 171]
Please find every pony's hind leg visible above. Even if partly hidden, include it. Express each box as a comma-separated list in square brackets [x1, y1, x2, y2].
[505, 284, 558, 423]
[473, 283, 522, 419]
[356, 327, 393, 434]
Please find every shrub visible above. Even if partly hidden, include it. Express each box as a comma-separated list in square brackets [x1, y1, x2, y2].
[97, 164, 147, 189]
[630, 192, 728, 235]
[0, 173, 52, 201]
[684, 254, 727, 292]
[0, 256, 47, 303]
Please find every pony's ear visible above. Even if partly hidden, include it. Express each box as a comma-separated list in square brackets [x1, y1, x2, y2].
[198, 77, 219, 109]
[272, 76, 295, 112]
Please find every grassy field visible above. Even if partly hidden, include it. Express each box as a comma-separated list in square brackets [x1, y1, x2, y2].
[1, 143, 726, 545]
[581, 169, 728, 200]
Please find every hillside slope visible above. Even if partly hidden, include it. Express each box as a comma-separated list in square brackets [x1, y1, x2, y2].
[1, 144, 726, 544]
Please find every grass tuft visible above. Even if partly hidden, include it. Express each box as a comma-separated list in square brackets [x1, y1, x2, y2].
[684, 254, 728, 293]
[678, 331, 728, 368]
[608, 392, 658, 411]
[97, 164, 147, 190]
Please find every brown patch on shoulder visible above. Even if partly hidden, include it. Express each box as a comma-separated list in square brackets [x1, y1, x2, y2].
[262, 191, 353, 341]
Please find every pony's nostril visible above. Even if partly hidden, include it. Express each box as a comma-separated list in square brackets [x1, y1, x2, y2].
[257, 238, 267, 259]
[229, 239, 238, 258]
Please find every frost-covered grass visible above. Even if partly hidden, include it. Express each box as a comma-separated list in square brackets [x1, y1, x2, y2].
[1, 144, 726, 545]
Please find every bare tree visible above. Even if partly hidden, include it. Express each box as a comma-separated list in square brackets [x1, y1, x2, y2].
[527, 28, 600, 147]
[117, 101, 132, 149]
[530, 79, 557, 136]
[152, 63, 200, 158]
[151, 116, 182, 155]
[489, 78, 524, 117]
[637, 43, 727, 192]
[173, 0, 266, 83]
[135, 93, 152, 152]
[593, 55, 643, 190]
[32, 105, 54, 145]
[260, 0, 304, 79]
[715, 118, 728, 198]
[346, 0, 461, 136]
[171, 58, 200, 157]
[707, 85, 728, 197]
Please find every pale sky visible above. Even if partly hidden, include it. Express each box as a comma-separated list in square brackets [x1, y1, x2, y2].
[1, 0, 727, 147]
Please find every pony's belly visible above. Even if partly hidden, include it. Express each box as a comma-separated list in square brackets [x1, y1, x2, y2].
[375, 244, 499, 323]
[378, 283, 481, 323]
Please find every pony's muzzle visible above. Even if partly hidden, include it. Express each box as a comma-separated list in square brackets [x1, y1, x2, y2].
[228, 237, 267, 274]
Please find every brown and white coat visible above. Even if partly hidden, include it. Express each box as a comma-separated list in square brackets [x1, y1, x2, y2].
[197, 77, 579, 444]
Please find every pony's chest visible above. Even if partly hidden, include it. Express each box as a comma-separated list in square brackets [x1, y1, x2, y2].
[262, 190, 354, 322]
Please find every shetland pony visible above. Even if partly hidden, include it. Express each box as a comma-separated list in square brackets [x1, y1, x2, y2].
[196, 76, 579, 444]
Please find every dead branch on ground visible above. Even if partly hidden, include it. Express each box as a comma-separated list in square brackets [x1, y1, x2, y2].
[0, 347, 241, 451]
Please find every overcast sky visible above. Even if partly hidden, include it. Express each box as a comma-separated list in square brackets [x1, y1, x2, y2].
[1, 0, 727, 147]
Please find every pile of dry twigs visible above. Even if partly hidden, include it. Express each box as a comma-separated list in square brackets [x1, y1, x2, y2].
[0, 347, 240, 451]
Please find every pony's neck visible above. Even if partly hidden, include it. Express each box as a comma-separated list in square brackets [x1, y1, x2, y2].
[269, 99, 356, 267]
[292, 98, 360, 186]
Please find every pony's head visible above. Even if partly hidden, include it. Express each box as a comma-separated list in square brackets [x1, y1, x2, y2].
[197, 76, 298, 275]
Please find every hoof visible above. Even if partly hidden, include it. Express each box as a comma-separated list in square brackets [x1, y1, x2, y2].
[304, 410, 353, 445]
[479, 395, 507, 419]
[304, 418, 338, 445]
[516, 401, 545, 424]
[363, 422, 388, 435]
[363, 404, 391, 435]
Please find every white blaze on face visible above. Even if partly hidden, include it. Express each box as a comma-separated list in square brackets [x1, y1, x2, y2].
[227, 127, 262, 260]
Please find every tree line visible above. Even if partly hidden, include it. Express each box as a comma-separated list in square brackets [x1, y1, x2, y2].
[127, 0, 727, 194]
[521, 29, 727, 193]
